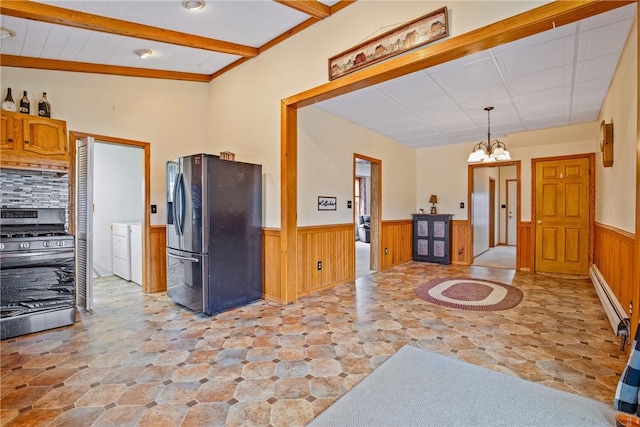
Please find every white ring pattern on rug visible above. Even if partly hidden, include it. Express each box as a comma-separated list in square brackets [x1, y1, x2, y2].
[427, 279, 507, 307]
[415, 277, 523, 311]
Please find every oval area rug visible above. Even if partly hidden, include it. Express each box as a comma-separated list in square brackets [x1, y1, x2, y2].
[415, 278, 523, 311]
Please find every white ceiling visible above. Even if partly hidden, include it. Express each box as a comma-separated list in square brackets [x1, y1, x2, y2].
[316, 3, 637, 149]
[0, 0, 339, 74]
[0, 2, 636, 149]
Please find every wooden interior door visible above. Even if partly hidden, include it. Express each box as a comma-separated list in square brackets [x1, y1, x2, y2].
[534, 157, 590, 275]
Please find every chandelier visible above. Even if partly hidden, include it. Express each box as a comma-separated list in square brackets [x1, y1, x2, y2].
[467, 106, 511, 163]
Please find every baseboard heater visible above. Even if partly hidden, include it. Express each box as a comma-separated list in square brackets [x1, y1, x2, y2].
[589, 264, 630, 351]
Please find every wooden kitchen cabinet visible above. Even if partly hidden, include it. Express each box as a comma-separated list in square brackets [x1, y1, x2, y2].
[0, 111, 69, 172]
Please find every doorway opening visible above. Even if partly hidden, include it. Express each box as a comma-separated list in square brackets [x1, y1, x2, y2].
[354, 154, 381, 278]
[69, 131, 150, 311]
[468, 161, 520, 270]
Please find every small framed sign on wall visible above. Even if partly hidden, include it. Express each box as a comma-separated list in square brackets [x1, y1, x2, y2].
[318, 196, 337, 211]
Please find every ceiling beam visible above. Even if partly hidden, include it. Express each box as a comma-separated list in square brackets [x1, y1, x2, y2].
[275, 0, 331, 19]
[0, 55, 211, 83]
[0, 0, 258, 58]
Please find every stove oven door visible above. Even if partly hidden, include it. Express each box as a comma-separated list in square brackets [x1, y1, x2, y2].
[1, 248, 76, 339]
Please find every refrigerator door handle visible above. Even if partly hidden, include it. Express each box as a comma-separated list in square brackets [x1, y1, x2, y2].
[173, 173, 185, 236]
[167, 252, 199, 263]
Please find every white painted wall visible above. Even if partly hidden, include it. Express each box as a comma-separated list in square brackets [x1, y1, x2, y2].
[597, 16, 637, 234]
[298, 107, 416, 226]
[0, 68, 210, 225]
[92, 143, 144, 276]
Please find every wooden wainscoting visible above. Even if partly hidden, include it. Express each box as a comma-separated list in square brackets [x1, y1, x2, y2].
[595, 223, 635, 315]
[149, 225, 167, 293]
[451, 220, 468, 265]
[380, 219, 412, 270]
[263, 228, 281, 303]
[519, 221, 533, 271]
[297, 224, 354, 297]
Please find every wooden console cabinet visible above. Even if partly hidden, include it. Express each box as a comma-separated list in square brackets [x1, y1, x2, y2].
[1, 111, 69, 171]
[412, 214, 453, 265]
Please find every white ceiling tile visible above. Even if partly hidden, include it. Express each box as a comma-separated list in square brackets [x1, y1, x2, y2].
[513, 86, 571, 118]
[575, 53, 620, 83]
[402, 94, 457, 115]
[505, 65, 572, 96]
[447, 82, 510, 110]
[492, 23, 576, 55]
[364, 105, 412, 123]
[571, 79, 610, 113]
[577, 21, 632, 61]
[429, 57, 501, 92]
[423, 49, 491, 74]
[377, 74, 443, 102]
[496, 35, 575, 78]
[335, 90, 394, 111]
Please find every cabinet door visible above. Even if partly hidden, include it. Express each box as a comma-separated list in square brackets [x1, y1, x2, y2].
[22, 116, 67, 159]
[431, 217, 448, 262]
[0, 111, 23, 151]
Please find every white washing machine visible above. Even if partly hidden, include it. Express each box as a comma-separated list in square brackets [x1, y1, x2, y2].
[112, 222, 142, 285]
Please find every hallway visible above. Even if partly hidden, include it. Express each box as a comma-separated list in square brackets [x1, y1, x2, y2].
[472, 245, 516, 269]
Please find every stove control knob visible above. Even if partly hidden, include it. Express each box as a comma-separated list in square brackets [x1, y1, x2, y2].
[19, 242, 30, 249]
[0, 243, 4, 250]
[43, 241, 52, 248]
[56, 241, 65, 247]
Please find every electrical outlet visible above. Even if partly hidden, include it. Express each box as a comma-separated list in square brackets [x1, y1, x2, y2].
[347, 201, 352, 209]
[384, 248, 389, 254]
[317, 261, 322, 270]
[459, 202, 464, 209]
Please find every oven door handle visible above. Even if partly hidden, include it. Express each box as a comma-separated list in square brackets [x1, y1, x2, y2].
[1, 249, 75, 259]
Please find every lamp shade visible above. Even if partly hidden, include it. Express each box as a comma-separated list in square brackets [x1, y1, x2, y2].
[429, 195, 438, 204]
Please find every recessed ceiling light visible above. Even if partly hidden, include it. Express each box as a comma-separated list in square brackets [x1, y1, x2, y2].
[133, 49, 153, 59]
[0, 27, 16, 39]
[182, 0, 205, 11]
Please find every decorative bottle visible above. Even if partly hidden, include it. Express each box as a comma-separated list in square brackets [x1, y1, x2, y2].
[38, 92, 51, 117]
[2, 88, 17, 112]
[19, 91, 30, 114]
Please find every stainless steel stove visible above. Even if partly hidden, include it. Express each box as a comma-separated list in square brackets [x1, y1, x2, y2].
[0, 208, 76, 340]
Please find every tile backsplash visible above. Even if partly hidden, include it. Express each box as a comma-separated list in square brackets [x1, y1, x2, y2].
[1, 168, 70, 210]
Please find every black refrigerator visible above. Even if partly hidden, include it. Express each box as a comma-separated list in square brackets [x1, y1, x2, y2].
[166, 153, 262, 315]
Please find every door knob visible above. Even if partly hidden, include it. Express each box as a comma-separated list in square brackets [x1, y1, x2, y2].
[536, 220, 542, 224]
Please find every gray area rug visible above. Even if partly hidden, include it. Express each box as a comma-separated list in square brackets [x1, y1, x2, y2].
[308, 345, 617, 427]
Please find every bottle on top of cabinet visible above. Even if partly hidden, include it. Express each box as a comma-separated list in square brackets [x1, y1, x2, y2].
[38, 92, 51, 117]
[2, 88, 17, 112]
[19, 91, 30, 114]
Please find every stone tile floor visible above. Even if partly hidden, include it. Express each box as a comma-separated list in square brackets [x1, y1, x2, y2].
[0, 262, 628, 426]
